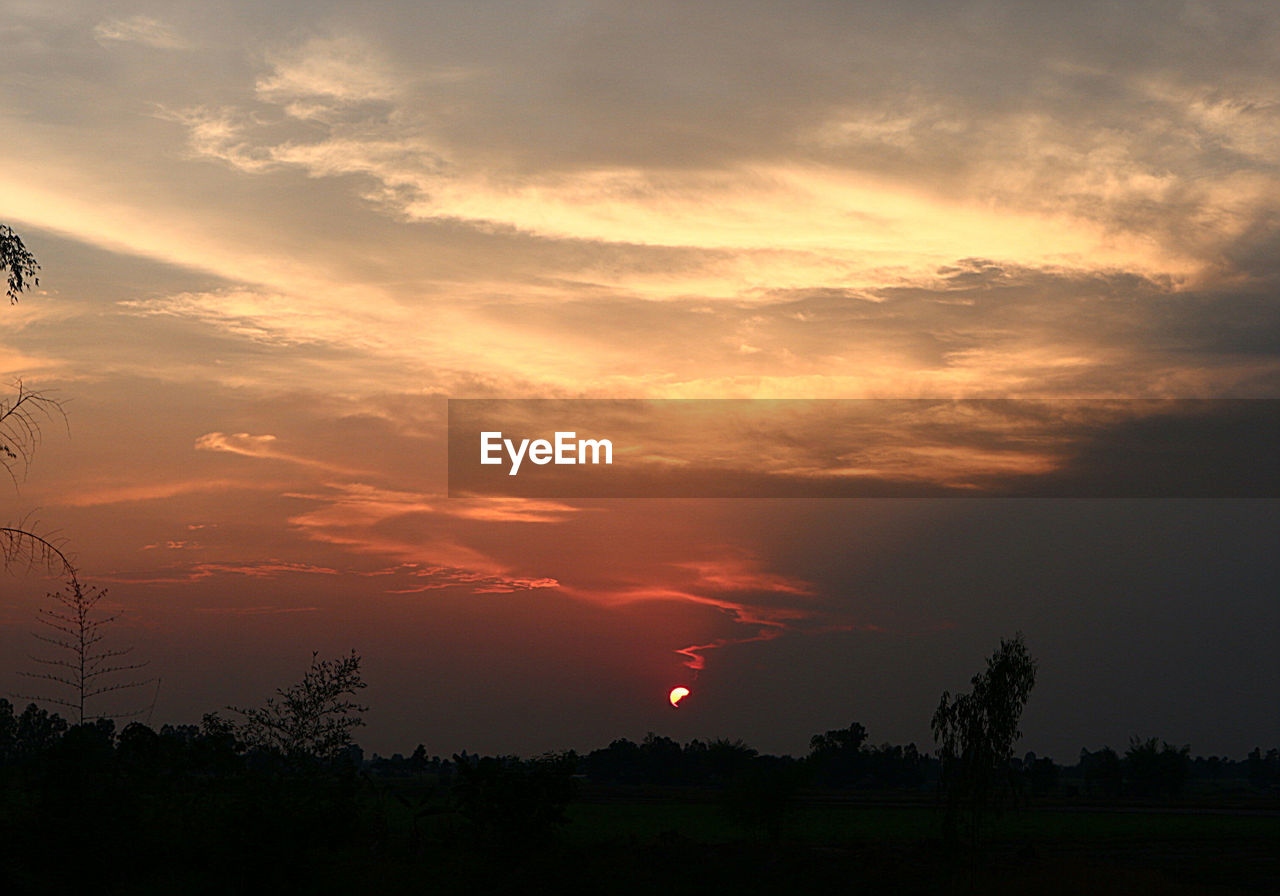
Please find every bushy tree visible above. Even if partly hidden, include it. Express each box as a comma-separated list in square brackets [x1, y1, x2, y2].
[229, 650, 367, 761]
[808, 721, 869, 787]
[1125, 737, 1190, 797]
[931, 633, 1038, 845]
[810, 721, 869, 756]
[450, 751, 578, 852]
[720, 754, 802, 844]
[1, 224, 39, 303]
[1087, 746, 1125, 798]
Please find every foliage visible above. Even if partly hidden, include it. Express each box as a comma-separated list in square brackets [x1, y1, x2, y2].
[1247, 747, 1280, 789]
[698, 737, 759, 784]
[0, 698, 69, 763]
[18, 577, 150, 723]
[810, 720, 869, 756]
[1125, 737, 1191, 797]
[230, 650, 368, 761]
[450, 751, 578, 851]
[0, 223, 39, 303]
[808, 721, 928, 789]
[1025, 752, 1058, 796]
[931, 633, 1038, 845]
[0, 694, 1277, 893]
[719, 754, 803, 843]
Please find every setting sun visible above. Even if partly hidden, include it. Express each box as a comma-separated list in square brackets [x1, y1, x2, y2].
[669, 686, 691, 707]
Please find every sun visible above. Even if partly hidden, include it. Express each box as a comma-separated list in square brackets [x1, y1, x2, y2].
[669, 686, 690, 707]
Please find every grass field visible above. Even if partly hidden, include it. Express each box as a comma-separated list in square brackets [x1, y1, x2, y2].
[567, 798, 1280, 844]
[555, 797, 1280, 894]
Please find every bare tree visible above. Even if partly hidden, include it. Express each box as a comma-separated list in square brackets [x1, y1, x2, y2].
[0, 515, 73, 577]
[1, 225, 73, 577]
[0, 380, 65, 481]
[1, 382, 72, 574]
[17, 576, 151, 724]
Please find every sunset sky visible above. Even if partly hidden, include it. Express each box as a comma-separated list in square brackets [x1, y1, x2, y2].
[2, 1, 1278, 758]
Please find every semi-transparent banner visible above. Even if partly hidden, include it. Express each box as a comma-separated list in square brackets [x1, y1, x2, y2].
[448, 399, 1280, 498]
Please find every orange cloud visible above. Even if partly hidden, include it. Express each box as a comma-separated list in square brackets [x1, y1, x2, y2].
[195, 432, 366, 475]
[61, 478, 265, 507]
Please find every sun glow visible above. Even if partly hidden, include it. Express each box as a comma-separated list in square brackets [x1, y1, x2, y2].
[669, 686, 691, 707]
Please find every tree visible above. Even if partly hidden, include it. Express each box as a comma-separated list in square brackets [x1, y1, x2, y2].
[931, 633, 1038, 846]
[809, 720, 869, 756]
[450, 751, 579, 853]
[1, 225, 72, 576]
[1079, 745, 1123, 798]
[229, 650, 368, 761]
[1, 382, 72, 573]
[720, 754, 802, 845]
[1125, 736, 1190, 798]
[808, 721, 869, 787]
[17, 577, 150, 723]
[1, 224, 40, 303]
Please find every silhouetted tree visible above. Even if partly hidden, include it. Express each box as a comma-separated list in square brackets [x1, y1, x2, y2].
[1125, 737, 1190, 798]
[862, 741, 929, 789]
[931, 633, 1038, 846]
[1, 384, 72, 574]
[583, 737, 642, 784]
[1079, 746, 1123, 798]
[1247, 747, 1280, 789]
[1, 224, 39, 303]
[8, 700, 68, 762]
[18, 576, 150, 723]
[808, 721, 869, 787]
[639, 732, 685, 784]
[1025, 752, 1058, 796]
[229, 650, 367, 761]
[701, 737, 758, 785]
[1, 226, 72, 575]
[721, 754, 802, 844]
[450, 751, 578, 852]
[810, 720, 869, 755]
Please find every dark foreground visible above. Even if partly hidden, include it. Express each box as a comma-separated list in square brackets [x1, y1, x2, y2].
[4, 782, 1277, 895]
[3, 706, 1276, 894]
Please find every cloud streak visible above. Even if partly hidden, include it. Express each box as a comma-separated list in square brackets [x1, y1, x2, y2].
[94, 15, 188, 50]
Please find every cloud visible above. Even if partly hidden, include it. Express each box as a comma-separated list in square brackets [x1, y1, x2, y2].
[61, 478, 264, 507]
[384, 564, 559, 594]
[275, 483, 575, 593]
[195, 431, 277, 455]
[191, 605, 319, 616]
[155, 9, 1280, 297]
[195, 431, 367, 475]
[673, 558, 815, 596]
[553, 547, 867, 672]
[12, 11, 1280, 407]
[170, 83, 1189, 281]
[99, 559, 340, 585]
[93, 15, 187, 49]
[257, 35, 400, 105]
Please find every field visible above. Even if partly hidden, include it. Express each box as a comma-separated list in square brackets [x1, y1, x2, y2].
[4, 759, 1277, 894]
[551, 794, 1280, 894]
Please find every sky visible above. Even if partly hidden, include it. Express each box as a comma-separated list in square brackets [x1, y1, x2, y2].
[1, 0, 1278, 759]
